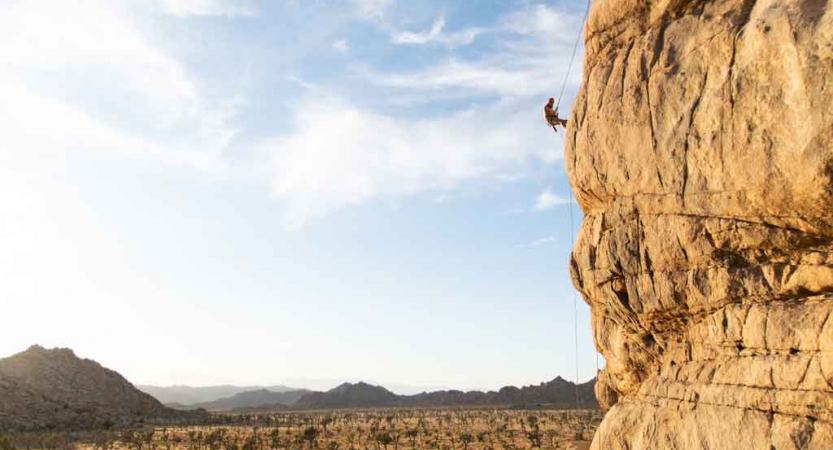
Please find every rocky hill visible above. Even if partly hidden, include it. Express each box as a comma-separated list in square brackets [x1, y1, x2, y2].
[0, 345, 597, 421]
[289, 378, 597, 410]
[407, 377, 597, 408]
[137, 384, 298, 406]
[166, 378, 598, 411]
[177, 388, 310, 411]
[0, 346, 197, 431]
[565, 0, 832, 448]
[294, 382, 400, 409]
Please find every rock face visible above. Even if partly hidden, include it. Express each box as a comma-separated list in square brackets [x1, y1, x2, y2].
[565, 0, 832, 448]
[0, 346, 187, 430]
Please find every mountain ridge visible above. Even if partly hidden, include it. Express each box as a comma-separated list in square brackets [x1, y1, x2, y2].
[137, 384, 300, 406]
[0, 345, 597, 423]
[170, 377, 598, 411]
[0, 345, 201, 431]
[175, 388, 311, 411]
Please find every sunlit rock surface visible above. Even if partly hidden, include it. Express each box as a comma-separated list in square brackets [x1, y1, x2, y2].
[565, 0, 833, 448]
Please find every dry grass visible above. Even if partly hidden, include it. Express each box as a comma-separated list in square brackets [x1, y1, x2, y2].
[8, 408, 602, 450]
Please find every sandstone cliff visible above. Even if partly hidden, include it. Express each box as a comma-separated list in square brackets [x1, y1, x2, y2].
[565, 0, 832, 448]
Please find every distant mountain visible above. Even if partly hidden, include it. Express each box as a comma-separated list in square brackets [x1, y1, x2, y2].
[0, 345, 597, 424]
[137, 384, 299, 405]
[287, 378, 597, 410]
[267, 378, 452, 395]
[159, 380, 596, 413]
[294, 382, 400, 409]
[0, 346, 199, 431]
[176, 389, 311, 411]
[406, 377, 597, 408]
[139, 381, 458, 403]
[228, 403, 290, 414]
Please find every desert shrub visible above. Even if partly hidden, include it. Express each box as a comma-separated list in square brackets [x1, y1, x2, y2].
[0, 433, 16, 450]
[373, 431, 393, 450]
[302, 427, 318, 448]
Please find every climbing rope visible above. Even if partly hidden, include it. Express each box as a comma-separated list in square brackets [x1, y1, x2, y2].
[553, 128, 598, 409]
[546, 0, 595, 408]
[555, 0, 593, 410]
[555, 0, 593, 114]
[569, 186, 580, 409]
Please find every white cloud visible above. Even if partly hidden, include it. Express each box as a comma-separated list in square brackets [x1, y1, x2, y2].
[392, 16, 486, 48]
[393, 16, 445, 44]
[252, 4, 585, 229]
[286, 76, 318, 91]
[515, 235, 559, 249]
[154, 0, 256, 17]
[495, 173, 528, 183]
[333, 39, 350, 53]
[373, 5, 584, 99]
[0, 0, 239, 172]
[260, 97, 556, 230]
[503, 4, 576, 42]
[378, 59, 554, 98]
[0, 0, 581, 233]
[352, 0, 394, 19]
[534, 187, 571, 211]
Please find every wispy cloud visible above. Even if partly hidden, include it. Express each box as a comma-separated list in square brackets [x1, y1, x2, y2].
[286, 76, 318, 90]
[154, 0, 257, 17]
[534, 187, 571, 211]
[376, 59, 553, 98]
[253, 3, 582, 229]
[495, 173, 528, 183]
[0, 0, 239, 172]
[371, 5, 584, 99]
[392, 16, 487, 48]
[515, 235, 559, 249]
[0, 0, 583, 231]
[259, 97, 553, 230]
[333, 39, 350, 53]
[352, 0, 394, 19]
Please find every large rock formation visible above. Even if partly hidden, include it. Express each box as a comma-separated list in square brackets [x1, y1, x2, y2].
[0, 346, 196, 430]
[565, 0, 832, 448]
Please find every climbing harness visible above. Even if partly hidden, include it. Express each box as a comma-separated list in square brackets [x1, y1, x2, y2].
[548, 109, 565, 134]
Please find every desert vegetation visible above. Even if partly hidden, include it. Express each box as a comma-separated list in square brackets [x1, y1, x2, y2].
[2, 408, 602, 450]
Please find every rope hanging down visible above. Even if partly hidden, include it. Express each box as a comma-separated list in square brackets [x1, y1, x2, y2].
[569, 177, 580, 409]
[553, 0, 592, 410]
[555, 0, 593, 113]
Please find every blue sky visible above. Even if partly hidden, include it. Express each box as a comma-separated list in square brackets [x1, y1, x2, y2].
[0, 0, 597, 392]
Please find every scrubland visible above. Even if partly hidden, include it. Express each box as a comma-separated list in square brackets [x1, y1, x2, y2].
[4, 408, 602, 450]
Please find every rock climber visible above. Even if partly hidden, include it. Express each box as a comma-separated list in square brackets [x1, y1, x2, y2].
[543, 97, 568, 129]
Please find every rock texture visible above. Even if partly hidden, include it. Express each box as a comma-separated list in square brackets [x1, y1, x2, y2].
[565, 0, 833, 448]
[0, 346, 193, 430]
